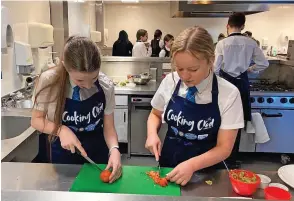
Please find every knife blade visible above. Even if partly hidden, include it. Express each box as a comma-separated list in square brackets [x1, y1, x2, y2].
[157, 159, 161, 176]
[75, 147, 103, 172]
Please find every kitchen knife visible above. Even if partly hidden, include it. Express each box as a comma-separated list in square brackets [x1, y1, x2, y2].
[157, 159, 161, 176]
[75, 147, 103, 172]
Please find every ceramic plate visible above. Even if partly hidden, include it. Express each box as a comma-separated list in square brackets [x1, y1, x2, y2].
[278, 164, 294, 188]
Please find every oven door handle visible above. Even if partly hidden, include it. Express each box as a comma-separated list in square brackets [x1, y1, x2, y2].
[261, 112, 283, 118]
[133, 105, 152, 111]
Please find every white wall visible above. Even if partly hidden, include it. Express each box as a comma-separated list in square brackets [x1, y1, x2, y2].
[246, 5, 294, 50]
[104, 2, 227, 46]
[1, 1, 51, 96]
[104, 2, 294, 50]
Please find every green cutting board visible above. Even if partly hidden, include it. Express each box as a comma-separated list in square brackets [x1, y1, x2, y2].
[70, 164, 181, 196]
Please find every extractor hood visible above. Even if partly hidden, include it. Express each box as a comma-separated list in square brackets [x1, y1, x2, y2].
[170, 1, 270, 18]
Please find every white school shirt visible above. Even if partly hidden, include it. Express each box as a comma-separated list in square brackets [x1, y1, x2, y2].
[132, 41, 152, 57]
[151, 72, 244, 130]
[34, 68, 115, 121]
[214, 33, 269, 77]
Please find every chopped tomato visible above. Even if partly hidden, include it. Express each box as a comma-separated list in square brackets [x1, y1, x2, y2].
[146, 171, 169, 187]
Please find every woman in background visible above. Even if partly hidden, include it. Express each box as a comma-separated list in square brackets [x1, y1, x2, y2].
[159, 34, 174, 58]
[151, 29, 164, 57]
[112, 30, 133, 56]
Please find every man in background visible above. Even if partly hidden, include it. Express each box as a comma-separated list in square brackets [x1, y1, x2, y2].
[214, 12, 269, 168]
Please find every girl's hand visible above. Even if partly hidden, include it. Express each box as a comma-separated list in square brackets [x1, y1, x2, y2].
[145, 134, 162, 161]
[166, 160, 195, 186]
[58, 125, 87, 156]
[106, 148, 122, 183]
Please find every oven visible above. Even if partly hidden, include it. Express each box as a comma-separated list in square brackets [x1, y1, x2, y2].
[250, 89, 294, 154]
[252, 108, 294, 153]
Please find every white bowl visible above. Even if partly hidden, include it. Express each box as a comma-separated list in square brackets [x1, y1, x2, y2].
[269, 183, 289, 191]
[257, 174, 271, 189]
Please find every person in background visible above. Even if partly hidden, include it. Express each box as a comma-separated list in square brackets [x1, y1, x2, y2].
[214, 13, 269, 166]
[243, 31, 261, 69]
[32, 36, 122, 183]
[132, 29, 152, 57]
[146, 26, 244, 186]
[112, 30, 133, 57]
[159, 34, 174, 58]
[214, 33, 225, 49]
[244, 31, 260, 47]
[151, 29, 164, 57]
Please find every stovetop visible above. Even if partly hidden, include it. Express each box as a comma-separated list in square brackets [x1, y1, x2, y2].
[249, 80, 294, 92]
[249, 80, 294, 109]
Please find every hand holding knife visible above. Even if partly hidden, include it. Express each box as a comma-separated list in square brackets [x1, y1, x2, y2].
[75, 147, 103, 172]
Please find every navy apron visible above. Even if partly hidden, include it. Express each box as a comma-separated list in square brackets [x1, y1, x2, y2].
[151, 39, 161, 57]
[218, 33, 251, 168]
[163, 46, 170, 57]
[37, 80, 109, 164]
[219, 32, 251, 123]
[160, 74, 222, 170]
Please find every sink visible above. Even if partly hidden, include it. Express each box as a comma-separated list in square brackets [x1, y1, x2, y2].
[1, 115, 31, 140]
[16, 99, 33, 109]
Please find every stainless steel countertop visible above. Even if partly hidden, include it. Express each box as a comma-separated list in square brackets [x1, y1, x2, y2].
[115, 80, 161, 95]
[101, 56, 294, 66]
[1, 190, 263, 201]
[1, 162, 293, 200]
[114, 81, 294, 96]
[102, 56, 170, 63]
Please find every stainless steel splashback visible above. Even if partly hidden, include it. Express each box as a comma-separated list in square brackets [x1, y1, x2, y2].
[287, 40, 294, 61]
[101, 57, 170, 82]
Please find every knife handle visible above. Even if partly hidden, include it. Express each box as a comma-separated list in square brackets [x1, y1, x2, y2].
[75, 147, 81, 155]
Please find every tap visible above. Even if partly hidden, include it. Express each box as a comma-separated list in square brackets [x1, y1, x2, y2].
[25, 75, 38, 87]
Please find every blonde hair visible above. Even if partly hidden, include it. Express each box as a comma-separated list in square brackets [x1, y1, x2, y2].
[169, 26, 215, 94]
[171, 26, 215, 70]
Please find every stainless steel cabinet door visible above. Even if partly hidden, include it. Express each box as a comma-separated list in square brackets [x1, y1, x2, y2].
[256, 109, 294, 153]
[114, 108, 128, 143]
[130, 105, 168, 155]
[130, 105, 151, 155]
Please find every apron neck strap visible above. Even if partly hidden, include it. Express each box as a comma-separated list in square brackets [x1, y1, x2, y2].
[211, 73, 219, 104]
[173, 79, 182, 97]
[228, 32, 243, 37]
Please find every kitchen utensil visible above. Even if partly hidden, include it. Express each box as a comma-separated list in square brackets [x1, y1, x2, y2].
[75, 148, 103, 172]
[133, 73, 152, 85]
[157, 161, 161, 176]
[264, 186, 292, 200]
[220, 197, 252, 199]
[269, 183, 289, 191]
[257, 174, 271, 189]
[223, 160, 230, 174]
[70, 164, 180, 196]
[278, 164, 294, 188]
[229, 169, 261, 196]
